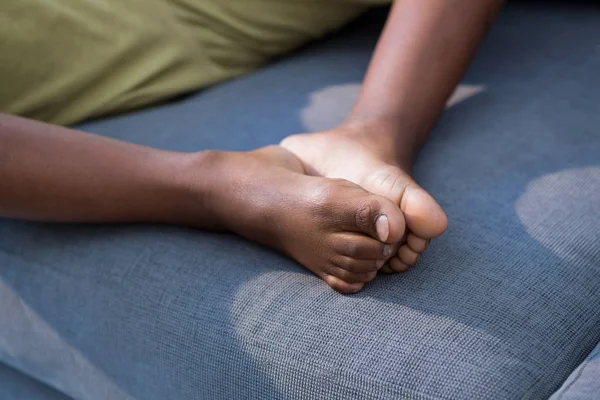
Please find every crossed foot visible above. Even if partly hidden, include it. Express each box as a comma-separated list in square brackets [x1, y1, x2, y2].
[281, 121, 448, 276]
[202, 123, 447, 293]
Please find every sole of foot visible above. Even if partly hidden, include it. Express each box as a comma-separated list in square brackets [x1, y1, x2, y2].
[281, 126, 448, 273]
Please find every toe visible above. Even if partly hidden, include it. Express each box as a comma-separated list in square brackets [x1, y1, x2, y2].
[331, 256, 386, 273]
[332, 233, 394, 260]
[328, 266, 378, 283]
[353, 195, 406, 244]
[398, 245, 420, 265]
[379, 264, 394, 274]
[323, 275, 365, 294]
[407, 233, 429, 253]
[400, 184, 448, 239]
[388, 257, 409, 273]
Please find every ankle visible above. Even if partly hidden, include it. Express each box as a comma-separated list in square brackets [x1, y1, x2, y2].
[336, 118, 417, 169]
[176, 150, 283, 237]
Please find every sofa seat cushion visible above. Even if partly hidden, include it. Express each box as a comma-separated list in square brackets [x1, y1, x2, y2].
[0, 363, 72, 400]
[550, 342, 600, 400]
[1, 2, 599, 399]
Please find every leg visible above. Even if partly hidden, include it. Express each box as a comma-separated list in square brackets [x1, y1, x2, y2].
[0, 114, 405, 293]
[282, 0, 504, 272]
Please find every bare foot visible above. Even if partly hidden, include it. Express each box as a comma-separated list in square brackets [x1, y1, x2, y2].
[281, 121, 448, 274]
[193, 146, 406, 293]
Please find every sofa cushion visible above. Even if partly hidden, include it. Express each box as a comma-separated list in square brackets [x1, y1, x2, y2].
[550, 342, 600, 400]
[0, 363, 72, 400]
[0, 2, 599, 399]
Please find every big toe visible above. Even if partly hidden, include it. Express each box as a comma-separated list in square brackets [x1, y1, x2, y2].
[400, 184, 448, 239]
[353, 194, 406, 244]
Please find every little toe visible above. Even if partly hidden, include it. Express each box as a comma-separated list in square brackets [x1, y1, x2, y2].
[323, 275, 365, 294]
[328, 266, 378, 283]
[407, 233, 430, 253]
[398, 245, 420, 265]
[388, 257, 409, 273]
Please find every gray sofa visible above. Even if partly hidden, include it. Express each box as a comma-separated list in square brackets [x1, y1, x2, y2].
[1, 2, 599, 399]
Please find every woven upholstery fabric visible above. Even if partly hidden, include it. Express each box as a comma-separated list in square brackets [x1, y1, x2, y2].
[1, 2, 599, 399]
[0, 363, 73, 400]
[550, 343, 600, 400]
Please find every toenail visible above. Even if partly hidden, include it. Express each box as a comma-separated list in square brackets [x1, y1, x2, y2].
[383, 245, 393, 257]
[375, 215, 389, 242]
[376, 259, 386, 269]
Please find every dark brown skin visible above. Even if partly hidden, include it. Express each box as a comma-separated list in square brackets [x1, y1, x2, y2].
[0, 114, 406, 293]
[282, 0, 505, 273]
[0, 0, 504, 291]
